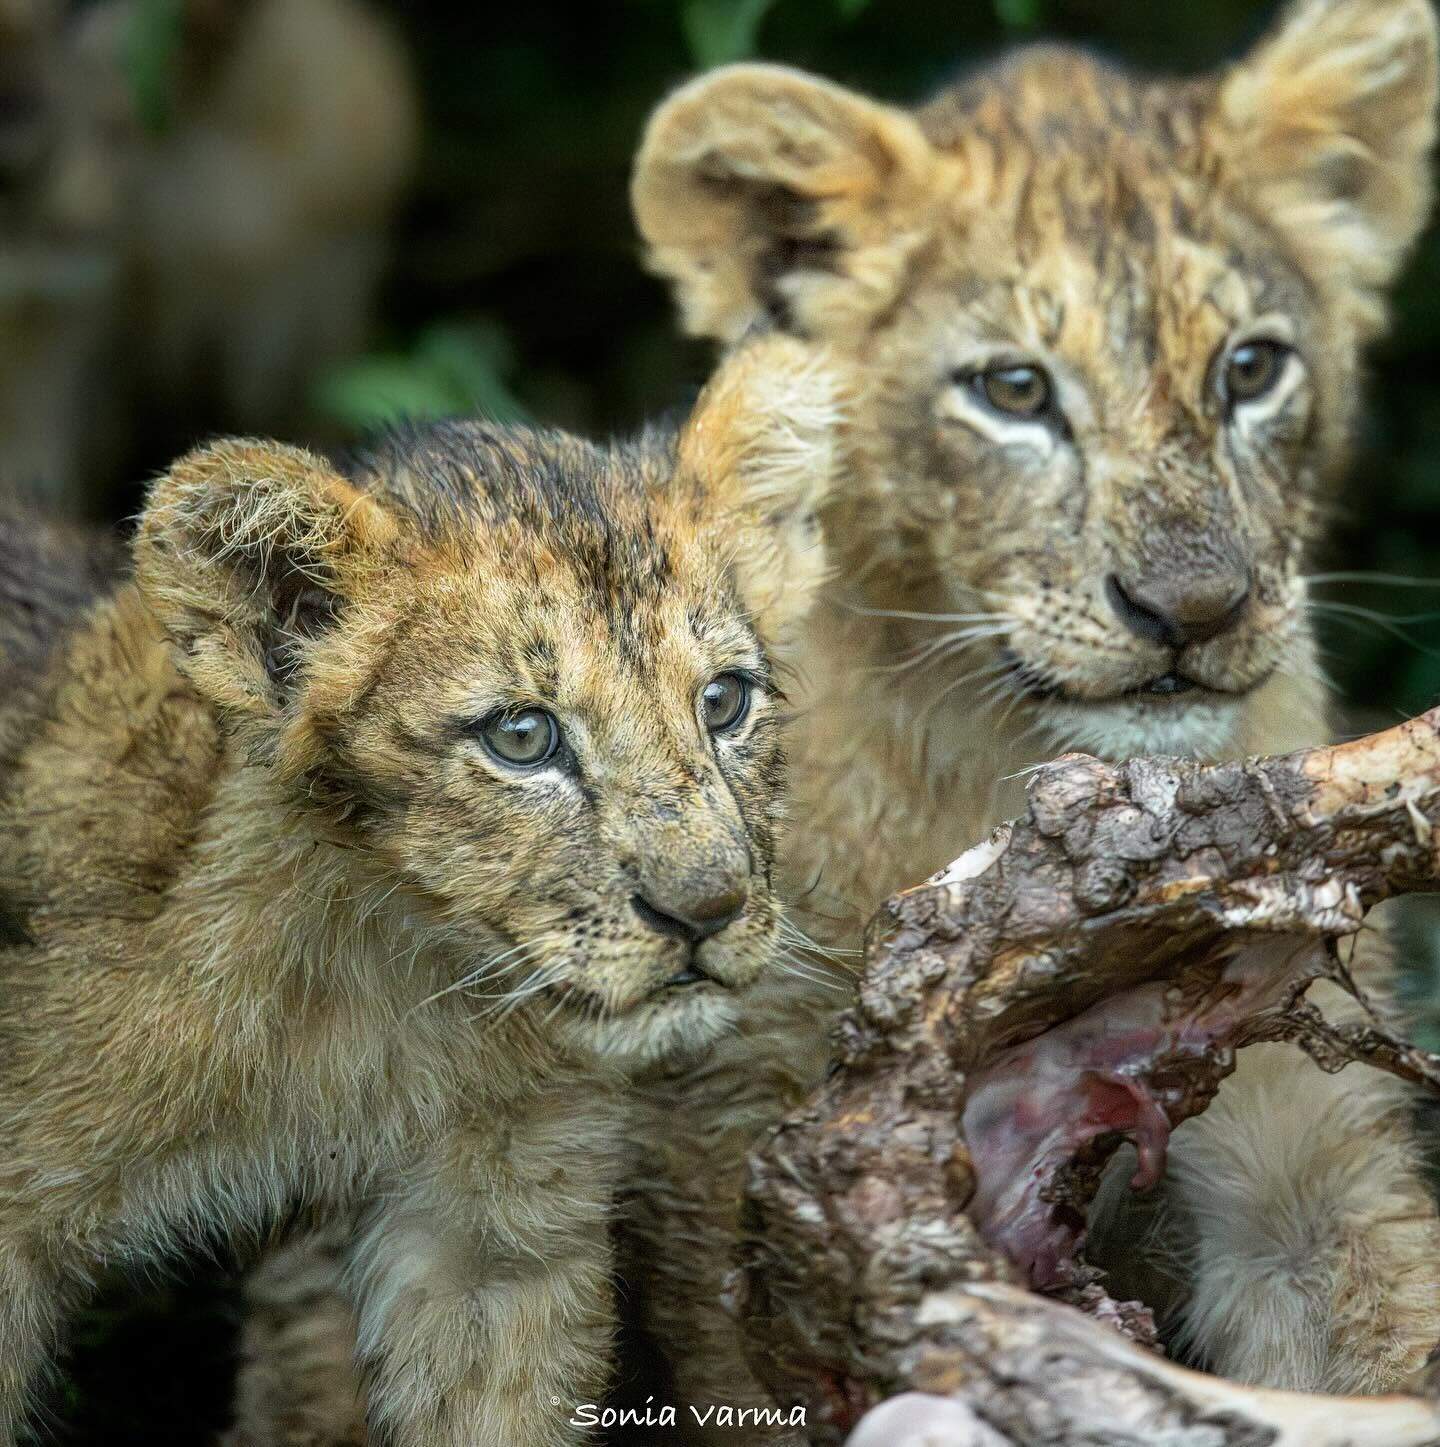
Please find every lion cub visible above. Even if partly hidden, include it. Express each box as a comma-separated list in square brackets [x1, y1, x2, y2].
[0, 336, 837, 1446]
[626, 0, 1440, 1423]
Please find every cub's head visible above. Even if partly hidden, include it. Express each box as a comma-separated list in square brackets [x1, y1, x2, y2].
[634, 0, 1438, 761]
[135, 337, 839, 1062]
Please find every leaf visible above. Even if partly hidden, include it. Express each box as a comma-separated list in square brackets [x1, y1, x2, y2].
[121, 0, 185, 135]
[682, 0, 785, 67]
[313, 322, 530, 434]
[835, 0, 873, 18]
[994, 0, 1042, 29]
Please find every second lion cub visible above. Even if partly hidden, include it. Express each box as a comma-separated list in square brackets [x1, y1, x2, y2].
[0, 337, 837, 1446]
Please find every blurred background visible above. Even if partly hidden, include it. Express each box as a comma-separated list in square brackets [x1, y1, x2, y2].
[8, 0, 1440, 1438]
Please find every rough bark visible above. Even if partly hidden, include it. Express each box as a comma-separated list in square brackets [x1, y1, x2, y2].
[739, 706, 1440, 1446]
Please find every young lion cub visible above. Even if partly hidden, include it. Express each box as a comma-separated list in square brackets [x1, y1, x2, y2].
[0, 336, 837, 1446]
[625, 0, 1440, 1427]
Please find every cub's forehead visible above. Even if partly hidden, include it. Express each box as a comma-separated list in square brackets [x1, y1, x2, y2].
[913, 48, 1314, 366]
[341, 417, 751, 664]
[344, 419, 672, 553]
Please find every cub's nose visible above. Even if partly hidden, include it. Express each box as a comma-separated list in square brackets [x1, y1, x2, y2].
[631, 881, 747, 945]
[1105, 570, 1250, 649]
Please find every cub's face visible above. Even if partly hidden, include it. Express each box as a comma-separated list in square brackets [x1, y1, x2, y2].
[137, 340, 838, 1062]
[316, 448, 789, 1062]
[847, 125, 1335, 760]
[634, 0, 1438, 762]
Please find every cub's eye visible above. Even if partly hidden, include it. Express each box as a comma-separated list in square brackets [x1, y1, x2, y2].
[700, 673, 750, 734]
[476, 707, 560, 768]
[975, 363, 1053, 419]
[1223, 340, 1290, 408]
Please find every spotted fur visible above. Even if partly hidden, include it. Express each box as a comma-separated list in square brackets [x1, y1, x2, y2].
[623, 0, 1440, 1431]
[0, 336, 839, 1446]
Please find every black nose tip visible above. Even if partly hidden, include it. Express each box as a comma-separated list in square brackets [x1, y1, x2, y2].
[631, 887, 745, 945]
[1105, 571, 1250, 649]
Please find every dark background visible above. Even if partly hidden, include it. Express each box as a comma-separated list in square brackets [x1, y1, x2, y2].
[18, 0, 1440, 1439]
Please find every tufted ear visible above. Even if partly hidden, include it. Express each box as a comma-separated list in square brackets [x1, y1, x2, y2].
[134, 439, 399, 726]
[678, 333, 843, 648]
[1214, 0, 1438, 322]
[632, 63, 937, 345]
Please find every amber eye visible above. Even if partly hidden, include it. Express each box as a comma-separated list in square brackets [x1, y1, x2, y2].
[476, 707, 560, 768]
[1224, 340, 1290, 407]
[976, 363, 1053, 419]
[700, 673, 750, 734]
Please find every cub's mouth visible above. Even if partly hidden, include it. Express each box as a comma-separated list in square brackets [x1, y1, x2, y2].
[997, 648, 1273, 707]
[653, 963, 716, 992]
[555, 972, 728, 1019]
[989, 646, 1278, 762]
[548, 971, 749, 1065]
[538, 970, 722, 1018]
[533, 928, 768, 1062]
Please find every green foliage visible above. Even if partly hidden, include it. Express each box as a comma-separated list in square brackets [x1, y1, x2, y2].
[681, 0, 872, 66]
[682, 0, 786, 65]
[120, 0, 185, 135]
[314, 322, 529, 433]
[993, 0, 1043, 30]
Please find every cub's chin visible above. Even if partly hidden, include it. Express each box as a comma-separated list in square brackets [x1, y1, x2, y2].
[1032, 690, 1245, 764]
[557, 983, 744, 1068]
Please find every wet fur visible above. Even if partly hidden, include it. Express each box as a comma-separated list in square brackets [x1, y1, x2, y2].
[0, 338, 838, 1446]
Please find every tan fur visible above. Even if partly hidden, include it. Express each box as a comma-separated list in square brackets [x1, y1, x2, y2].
[619, 0, 1440, 1433]
[226, 1225, 369, 1447]
[0, 336, 839, 1446]
[0, 499, 120, 776]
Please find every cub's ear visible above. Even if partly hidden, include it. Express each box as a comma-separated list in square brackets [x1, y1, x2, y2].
[678, 333, 843, 647]
[134, 439, 398, 724]
[632, 63, 936, 344]
[1215, 0, 1438, 319]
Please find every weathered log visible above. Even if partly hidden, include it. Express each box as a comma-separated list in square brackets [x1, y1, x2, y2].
[740, 706, 1440, 1445]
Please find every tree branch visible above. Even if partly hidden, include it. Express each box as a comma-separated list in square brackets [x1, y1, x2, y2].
[739, 707, 1440, 1445]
